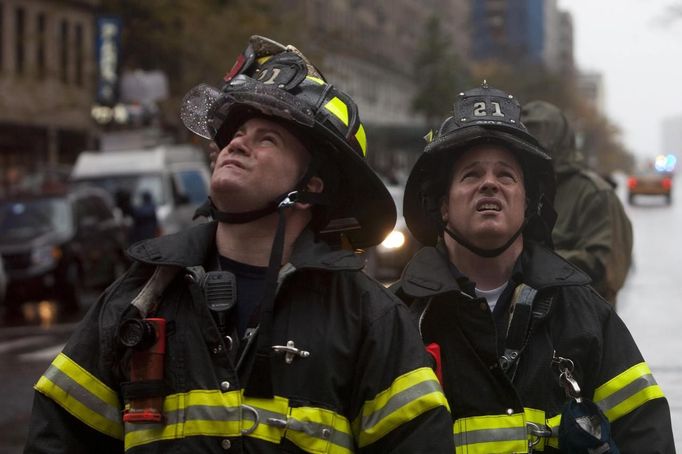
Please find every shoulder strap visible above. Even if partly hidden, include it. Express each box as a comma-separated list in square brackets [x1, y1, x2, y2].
[499, 283, 537, 380]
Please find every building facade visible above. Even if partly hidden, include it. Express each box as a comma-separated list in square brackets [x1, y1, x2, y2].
[0, 0, 98, 191]
[296, 0, 471, 180]
[470, 0, 572, 73]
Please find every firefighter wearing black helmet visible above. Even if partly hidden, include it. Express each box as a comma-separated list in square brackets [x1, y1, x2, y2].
[25, 36, 453, 453]
[393, 83, 675, 452]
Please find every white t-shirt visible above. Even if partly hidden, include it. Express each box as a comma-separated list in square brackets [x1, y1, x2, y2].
[475, 282, 508, 312]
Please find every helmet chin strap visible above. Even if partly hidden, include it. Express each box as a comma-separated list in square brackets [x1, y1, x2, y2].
[442, 218, 527, 258]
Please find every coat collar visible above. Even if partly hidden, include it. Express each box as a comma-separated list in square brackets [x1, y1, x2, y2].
[399, 241, 590, 299]
[127, 221, 364, 272]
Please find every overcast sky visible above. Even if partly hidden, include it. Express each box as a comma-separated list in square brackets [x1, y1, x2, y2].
[558, 0, 682, 161]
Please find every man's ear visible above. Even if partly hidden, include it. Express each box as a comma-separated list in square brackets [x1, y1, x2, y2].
[294, 176, 324, 210]
[440, 196, 449, 222]
[306, 176, 324, 194]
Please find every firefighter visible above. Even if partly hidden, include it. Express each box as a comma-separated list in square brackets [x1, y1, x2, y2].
[521, 100, 633, 306]
[25, 36, 452, 453]
[393, 83, 675, 452]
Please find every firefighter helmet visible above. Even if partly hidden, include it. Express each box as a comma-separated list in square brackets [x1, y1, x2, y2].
[403, 82, 556, 249]
[181, 36, 395, 248]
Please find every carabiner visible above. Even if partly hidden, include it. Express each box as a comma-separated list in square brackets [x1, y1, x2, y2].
[241, 404, 260, 435]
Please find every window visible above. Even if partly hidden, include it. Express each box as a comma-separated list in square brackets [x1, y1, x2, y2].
[174, 169, 208, 205]
[15, 7, 24, 75]
[60, 19, 68, 83]
[37, 13, 46, 78]
[74, 22, 83, 86]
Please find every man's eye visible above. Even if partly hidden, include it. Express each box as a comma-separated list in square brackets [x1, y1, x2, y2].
[499, 172, 516, 182]
[261, 135, 277, 144]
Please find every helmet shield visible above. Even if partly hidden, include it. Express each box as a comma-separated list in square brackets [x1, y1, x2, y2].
[181, 77, 316, 148]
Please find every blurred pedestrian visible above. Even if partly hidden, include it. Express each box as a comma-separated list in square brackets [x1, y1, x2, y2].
[129, 190, 159, 243]
[393, 83, 674, 452]
[24, 35, 452, 452]
[521, 100, 633, 305]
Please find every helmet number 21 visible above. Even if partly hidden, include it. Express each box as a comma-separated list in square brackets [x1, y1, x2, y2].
[473, 101, 505, 117]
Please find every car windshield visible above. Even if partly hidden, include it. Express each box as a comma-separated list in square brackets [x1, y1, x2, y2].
[0, 198, 73, 239]
[73, 174, 166, 207]
[175, 169, 208, 205]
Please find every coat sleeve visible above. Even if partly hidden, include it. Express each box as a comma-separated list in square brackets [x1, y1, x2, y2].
[349, 284, 453, 453]
[23, 270, 143, 453]
[24, 392, 123, 454]
[555, 189, 613, 294]
[590, 300, 675, 453]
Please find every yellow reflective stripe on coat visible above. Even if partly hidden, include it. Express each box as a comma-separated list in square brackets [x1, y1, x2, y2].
[34, 352, 123, 440]
[545, 414, 561, 450]
[452, 408, 547, 453]
[124, 389, 354, 453]
[354, 367, 448, 447]
[593, 362, 665, 422]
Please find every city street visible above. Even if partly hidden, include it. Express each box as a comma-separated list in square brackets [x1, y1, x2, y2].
[0, 177, 680, 451]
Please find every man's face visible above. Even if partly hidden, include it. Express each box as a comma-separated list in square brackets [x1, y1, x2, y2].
[441, 145, 526, 249]
[211, 117, 311, 212]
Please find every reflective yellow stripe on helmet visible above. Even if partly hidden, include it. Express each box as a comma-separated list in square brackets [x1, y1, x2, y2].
[306, 75, 325, 85]
[353, 367, 448, 448]
[355, 123, 367, 156]
[34, 353, 123, 440]
[324, 97, 349, 126]
[452, 408, 549, 453]
[124, 389, 354, 453]
[593, 362, 665, 422]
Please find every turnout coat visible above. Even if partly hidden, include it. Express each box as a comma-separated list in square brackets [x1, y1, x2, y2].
[393, 241, 675, 453]
[25, 222, 452, 453]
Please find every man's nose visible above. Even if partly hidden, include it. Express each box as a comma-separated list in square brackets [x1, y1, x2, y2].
[225, 133, 250, 155]
[480, 175, 499, 193]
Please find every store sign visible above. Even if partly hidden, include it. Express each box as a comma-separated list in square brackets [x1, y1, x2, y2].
[95, 16, 121, 106]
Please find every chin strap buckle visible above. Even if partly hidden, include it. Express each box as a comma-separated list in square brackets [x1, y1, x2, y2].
[278, 191, 299, 209]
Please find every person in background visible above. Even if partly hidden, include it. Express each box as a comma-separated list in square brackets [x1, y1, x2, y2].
[521, 100, 633, 306]
[24, 35, 452, 453]
[129, 190, 160, 243]
[393, 83, 674, 452]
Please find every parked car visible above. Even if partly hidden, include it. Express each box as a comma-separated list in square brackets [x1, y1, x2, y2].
[627, 169, 673, 205]
[365, 185, 420, 282]
[0, 187, 128, 318]
[70, 144, 211, 237]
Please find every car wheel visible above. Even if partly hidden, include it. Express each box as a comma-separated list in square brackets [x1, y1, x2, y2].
[59, 262, 82, 314]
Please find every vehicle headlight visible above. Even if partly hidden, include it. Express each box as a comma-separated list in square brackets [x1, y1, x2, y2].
[381, 230, 406, 249]
[31, 245, 61, 267]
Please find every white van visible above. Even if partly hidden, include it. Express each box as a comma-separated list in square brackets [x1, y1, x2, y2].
[71, 144, 211, 236]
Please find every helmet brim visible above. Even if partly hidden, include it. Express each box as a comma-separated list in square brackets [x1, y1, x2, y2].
[181, 82, 396, 249]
